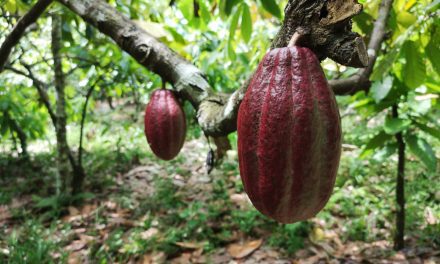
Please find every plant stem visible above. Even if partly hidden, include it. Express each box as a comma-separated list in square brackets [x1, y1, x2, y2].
[392, 104, 405, 250]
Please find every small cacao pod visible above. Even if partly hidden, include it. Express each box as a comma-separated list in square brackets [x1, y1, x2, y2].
[237, 45, 342, 223]
[144, 89, 186, 160]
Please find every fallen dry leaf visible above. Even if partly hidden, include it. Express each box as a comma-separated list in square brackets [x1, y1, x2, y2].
[65, 240, 87, 252]
[67, 251, 84, 264]
[175, 241, 205, 250]
[140, 228, 159, 240]
[81, 204, 97, 215]
[227, 239, 263, 259]
[424, 207, 438, 225]
[68, 206, 80, 216]
[170, 252, 192, 264]
[0, 206, 11, 223]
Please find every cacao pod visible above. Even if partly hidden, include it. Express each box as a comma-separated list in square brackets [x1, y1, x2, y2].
[144, 89, 186, 160]
[237, 46, 342, 223]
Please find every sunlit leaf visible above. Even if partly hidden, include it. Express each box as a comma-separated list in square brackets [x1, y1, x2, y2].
[199, 0, 211, 24]
[4, 0, 17, 13]
[370, 76, 393, 103]
[228, 39, 236, 60]
[241, 3, 252, 43]
[229, 5, 241, 40]
[178, 0, 194, 21]
[397, 11, 416, 28]
[402, 40, 426, 89]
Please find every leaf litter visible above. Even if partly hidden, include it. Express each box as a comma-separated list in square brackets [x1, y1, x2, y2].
[0, 139, 439, 263]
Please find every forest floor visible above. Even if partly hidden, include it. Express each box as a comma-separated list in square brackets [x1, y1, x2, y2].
[0, 104, 439, 263]
[1, 137, 439, 263]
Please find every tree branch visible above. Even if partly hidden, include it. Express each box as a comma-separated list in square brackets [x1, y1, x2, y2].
[5, 63, 58, 124]
[57, 0, 213, 109]
[329, 0, 394, 94]
[78, 77, 100, 167]
[1, 0, 393, 137]
[0, 0, 53, 72]
[272, 0, 368, 67]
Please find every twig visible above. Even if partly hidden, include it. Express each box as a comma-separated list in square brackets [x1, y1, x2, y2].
[0, 0, 53, 71]
[78, 77, 101, 167]
[4, 63, 57, 124]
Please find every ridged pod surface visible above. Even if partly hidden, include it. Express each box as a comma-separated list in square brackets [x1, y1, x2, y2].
[237, 46, 342, 224]
[144, 89, 186, 160]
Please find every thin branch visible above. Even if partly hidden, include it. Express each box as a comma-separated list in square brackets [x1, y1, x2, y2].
[4, 63, 57, 124]
[0, 0, 53, 72]
[3, 110, 28, 157]
[78, 77, 101, 167]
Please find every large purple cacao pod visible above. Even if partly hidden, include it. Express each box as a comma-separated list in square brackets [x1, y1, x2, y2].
[144, 89, 186, 160]
[237, 46, 342, 223]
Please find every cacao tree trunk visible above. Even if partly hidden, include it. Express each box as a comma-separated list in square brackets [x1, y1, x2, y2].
[52, 14, 86, 195]
[392, 104, 405, 250]
[52, 14, 71, 193]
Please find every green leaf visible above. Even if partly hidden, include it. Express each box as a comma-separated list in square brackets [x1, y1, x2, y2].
[361, 131, 393, 157]
[426, 25, 440, 74]
[178, 0, 194, 21]
[166, 26, 186, 44]
[225, 0, 242, 16]
[414, 122, 440, 141]
[260, 0, 282, 19]
[199, 0, 211, 24]
[402, 40, 426, 89]
[384, 116, 411, 135]
[353, 12, 374, 35]
[228, 39, 236, 60]
[4, 0, 17, 13]
[406, 135, 437, 172]
[396, 11, 416, 28]
[371, 47, 399, 81]
[61, 21, 74, 42]
[370, 76, 393, 103]
[241, 3, 252, 43]
[229, 5, 241, 40]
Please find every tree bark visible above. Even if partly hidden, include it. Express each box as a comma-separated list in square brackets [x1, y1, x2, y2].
[51, 14, 72, 193]
[271, 0, 368, 67]
[393, 104, 405, 250]
[52, 14, 86, 196]
[329, 0, 394, 94]
[6, 61, 86, 195]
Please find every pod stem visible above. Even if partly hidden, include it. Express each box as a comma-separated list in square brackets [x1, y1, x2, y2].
[161, 77, 166, 89]
[288, 32, 303, 47]
[288, 27, 309, 47]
